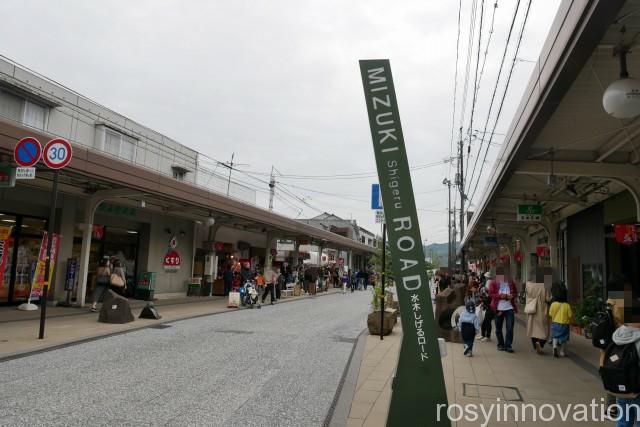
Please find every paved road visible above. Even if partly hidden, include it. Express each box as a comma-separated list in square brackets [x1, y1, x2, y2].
[0, 291, 371, 427]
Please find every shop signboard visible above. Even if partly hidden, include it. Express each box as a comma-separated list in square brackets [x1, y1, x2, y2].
[614, 224, 638, 245]
[65, 258, 78, 291]
[359, 59, 449, 426]
[517, 204, 542, 222]
[163, 250, 181, 272]
[97, 203, 137, 217]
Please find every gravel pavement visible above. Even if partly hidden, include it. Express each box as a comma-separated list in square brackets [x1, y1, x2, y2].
[0, 291, 371, 427]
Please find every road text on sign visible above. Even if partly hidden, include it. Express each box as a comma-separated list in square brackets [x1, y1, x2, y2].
[15, 167, 36, 180]
[360, 59, 450, 427]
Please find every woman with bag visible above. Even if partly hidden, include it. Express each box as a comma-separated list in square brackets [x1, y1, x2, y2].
[90, 258, 112, 312]
[525, 280, 552, 355]
[109, 260, 127, 295]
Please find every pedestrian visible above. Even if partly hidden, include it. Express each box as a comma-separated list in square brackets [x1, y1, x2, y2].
[341, 271, 348, 294]
[489, 271, 518, 353]
[110, 259, 127, 296]
[459, 299, 481, 357]
[262, 267, 278, 305]
[363, 269, 369, 290]
[478, 286, 495, 342]
[600, 317, 640, 426]
[526, 280, 552, 355]
[223, 265, 233, 296]
[90, 258, 111, 312]
[548, 290, 573, 358]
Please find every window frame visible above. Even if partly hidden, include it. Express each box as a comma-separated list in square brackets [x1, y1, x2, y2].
[96, 125, 138, 162]
[0, 88, 49, 130]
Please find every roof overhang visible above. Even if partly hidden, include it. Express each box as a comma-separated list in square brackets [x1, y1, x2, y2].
[461, 0, 638, 255]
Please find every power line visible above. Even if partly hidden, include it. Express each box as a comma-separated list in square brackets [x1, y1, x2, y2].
[449, 0, 464, 182]
[464, 0, 522, 198]
[468, 0, 533, 207]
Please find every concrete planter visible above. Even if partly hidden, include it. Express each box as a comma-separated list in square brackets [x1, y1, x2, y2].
[367, 310, 395, 336]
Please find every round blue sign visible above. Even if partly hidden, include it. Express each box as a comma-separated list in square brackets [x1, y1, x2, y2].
[14, 137, 42, 167]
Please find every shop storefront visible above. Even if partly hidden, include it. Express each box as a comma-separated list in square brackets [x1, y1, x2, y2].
[0, 212, 47, 305]
[71, 222, 140, 300]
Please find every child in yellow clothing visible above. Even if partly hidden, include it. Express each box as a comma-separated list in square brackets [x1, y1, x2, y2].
[549, 294, 573, 358]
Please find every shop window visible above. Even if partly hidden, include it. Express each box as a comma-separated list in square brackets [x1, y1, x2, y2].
[96, 125, 137, 162]
[0, 89, 47, 130]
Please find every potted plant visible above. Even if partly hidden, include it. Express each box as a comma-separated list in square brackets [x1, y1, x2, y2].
[367, 284, 396, 336]
[573, 284, 602, 339]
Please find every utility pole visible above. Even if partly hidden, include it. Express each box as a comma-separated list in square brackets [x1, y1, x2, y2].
[442, 178, 452, 272]
[458, 136, 466, 271]
[268, 166, 275, 211]
[220, 153, 248, 197]
[226, 152, 234, 196]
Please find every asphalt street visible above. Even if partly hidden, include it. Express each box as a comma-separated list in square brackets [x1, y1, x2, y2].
[0, 291, 372, 427]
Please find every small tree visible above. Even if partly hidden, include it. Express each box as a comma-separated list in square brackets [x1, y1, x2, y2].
[370, 244, 393, 282]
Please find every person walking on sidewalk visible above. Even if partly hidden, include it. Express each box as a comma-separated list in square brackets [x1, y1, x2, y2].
[459, 299, 481, 357]
[262, 267, 278, 305]
[489, 273, 518, 353]
[549, 291, 573, 357]
[90, 258, 111, 312]
[479, 288, 494, 342]
[526, 280, 552, 355]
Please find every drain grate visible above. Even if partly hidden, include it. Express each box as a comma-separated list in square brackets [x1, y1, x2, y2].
[214, 329, 254, 335]
[149, 324, 172, 329]
[463, 384, 522, 401]
[333, 336, 358, 344]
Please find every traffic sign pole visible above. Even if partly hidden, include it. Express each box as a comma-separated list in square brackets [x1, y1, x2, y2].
[39, 169, 59, 339]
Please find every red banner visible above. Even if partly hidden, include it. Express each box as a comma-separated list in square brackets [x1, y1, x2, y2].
[536, 246, 550, 257]
[28, 232, 62, 297]
[615, 224, 638, 246]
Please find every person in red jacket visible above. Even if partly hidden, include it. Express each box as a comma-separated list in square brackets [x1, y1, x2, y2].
[488, 272, 518, 353]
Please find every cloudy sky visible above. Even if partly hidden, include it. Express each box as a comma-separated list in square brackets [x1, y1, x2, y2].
[0, 0, 560, 243]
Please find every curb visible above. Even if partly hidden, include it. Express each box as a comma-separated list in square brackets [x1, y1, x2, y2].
[324, 327, 369, 427]
[0, 288, 347, 363]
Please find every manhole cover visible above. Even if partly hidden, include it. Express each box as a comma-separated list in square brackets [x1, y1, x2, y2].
[463, 384, 522, 401]
[149, 324, 172, 329]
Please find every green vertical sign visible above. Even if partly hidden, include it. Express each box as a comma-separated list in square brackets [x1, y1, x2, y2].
[359, 59, 450, 427]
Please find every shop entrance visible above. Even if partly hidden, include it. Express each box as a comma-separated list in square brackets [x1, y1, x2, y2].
[0, 213, 48, 305]
[72, 225, 140, 302]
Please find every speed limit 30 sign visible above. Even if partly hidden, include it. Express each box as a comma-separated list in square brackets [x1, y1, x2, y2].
[43, 138, 73, 169]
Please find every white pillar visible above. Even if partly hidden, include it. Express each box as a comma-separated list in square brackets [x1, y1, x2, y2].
[76, 200, 97, 307]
